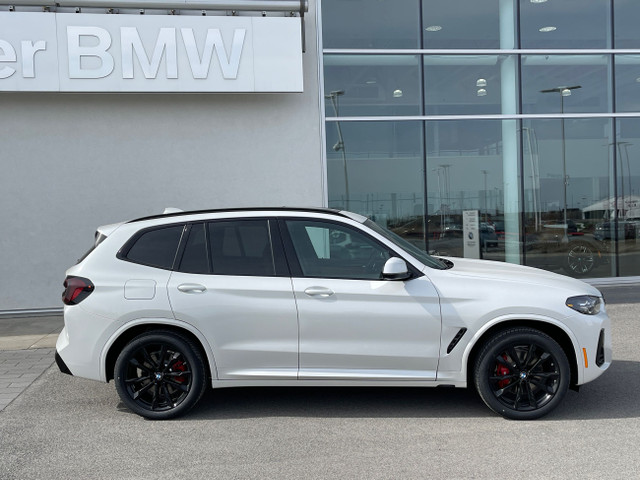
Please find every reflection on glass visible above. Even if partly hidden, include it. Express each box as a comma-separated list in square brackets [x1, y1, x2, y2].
[424, 56, 514, 115]
[522, 118, 615, 278]
[615, 56, 640, 113]
[324, 55, 421, 117]
[615, 119, 640, 277]
[322, 0, 420, 49]
[422, 0, 501, 49]
[326, 121, 425, 249]
[519, 0, 610, 49]
[425, 120, 506, 263]
[614, 0, 640, 48]
[521, 55, 610, 114]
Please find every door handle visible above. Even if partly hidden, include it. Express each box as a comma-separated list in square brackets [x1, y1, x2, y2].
[304, 286, 334, 298]
[177, 283, 207, 294]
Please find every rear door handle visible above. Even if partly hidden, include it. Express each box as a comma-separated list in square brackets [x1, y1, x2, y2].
[177, 283, 207, 294]
[304, 286, 334, 298]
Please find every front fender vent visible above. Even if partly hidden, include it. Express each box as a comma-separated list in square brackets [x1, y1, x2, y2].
[596, 329, 605, 367]
[447, 328, 467, 354]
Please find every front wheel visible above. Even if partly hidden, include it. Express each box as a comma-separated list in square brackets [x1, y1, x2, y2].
[474, 328, 570, 420]
[114, 331, 207, 420]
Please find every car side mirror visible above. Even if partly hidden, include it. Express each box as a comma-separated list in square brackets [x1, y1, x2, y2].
[382, 257, 411, 280]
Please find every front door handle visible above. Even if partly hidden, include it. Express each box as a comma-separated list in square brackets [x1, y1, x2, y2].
[177, 283, 207, 294]
[304, 286, 334, 298]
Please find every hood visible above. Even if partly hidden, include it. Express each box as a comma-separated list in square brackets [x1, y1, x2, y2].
[432, 257, 602, 298]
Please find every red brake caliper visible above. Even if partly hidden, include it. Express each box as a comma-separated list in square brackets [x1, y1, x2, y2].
[171, 360, 187, 383]
[497, 355, 511, 388]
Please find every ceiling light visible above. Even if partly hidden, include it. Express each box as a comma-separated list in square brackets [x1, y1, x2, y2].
[393, 89, 403, 98]
[425, 26, 442, 32]
[530, 0, 548, 3]
[635, 77, 640, 83]
[476, 78, 487, 87]
[477, 88, 487, 97]
[539, 26, 557, 32]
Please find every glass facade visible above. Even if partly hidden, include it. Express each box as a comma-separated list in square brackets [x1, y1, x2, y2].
[322, 0, 640, 279]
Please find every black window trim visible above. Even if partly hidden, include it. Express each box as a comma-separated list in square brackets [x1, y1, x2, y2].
[277, 217, 422, 281]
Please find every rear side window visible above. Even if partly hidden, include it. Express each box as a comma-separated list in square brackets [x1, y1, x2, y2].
[208, 220, 276, 276]
[179, 223, 209, 274]
[123, 225, 185, 270]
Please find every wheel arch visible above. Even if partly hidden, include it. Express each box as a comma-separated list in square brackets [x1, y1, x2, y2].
[102, 320, 217, 383]
[464, 319, 580, 389]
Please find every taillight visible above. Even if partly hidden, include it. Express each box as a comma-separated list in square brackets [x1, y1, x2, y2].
[62, 276, 95, 305]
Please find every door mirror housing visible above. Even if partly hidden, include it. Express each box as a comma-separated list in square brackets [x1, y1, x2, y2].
[382, 257, 411, 280]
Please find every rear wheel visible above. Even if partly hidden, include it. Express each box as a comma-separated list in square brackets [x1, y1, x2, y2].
[474, 328, 570, 420]
[114, 331, 207, 420]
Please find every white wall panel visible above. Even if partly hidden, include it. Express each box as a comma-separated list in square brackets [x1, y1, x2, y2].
[0, 5, 321, 310]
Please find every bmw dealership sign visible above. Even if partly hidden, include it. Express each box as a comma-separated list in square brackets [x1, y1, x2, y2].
[0, 12, 303, 92]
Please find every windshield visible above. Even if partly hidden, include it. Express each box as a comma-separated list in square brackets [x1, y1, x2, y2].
[364, 219, 447, 270]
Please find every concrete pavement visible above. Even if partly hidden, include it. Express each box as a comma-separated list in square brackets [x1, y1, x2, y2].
[0, 315, 62, 411]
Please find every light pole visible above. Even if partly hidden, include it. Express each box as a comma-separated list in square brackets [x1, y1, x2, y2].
[439, 164, 451, 227]
[481, 169, 489, 223]
[540, 85, 581, 242]
[325, 90, 349, 210]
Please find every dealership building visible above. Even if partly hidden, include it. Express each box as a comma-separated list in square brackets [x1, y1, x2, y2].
[2, 0, 640, 313]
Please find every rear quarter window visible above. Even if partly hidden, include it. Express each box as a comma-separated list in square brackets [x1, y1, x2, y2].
[120, 224, 185, 270]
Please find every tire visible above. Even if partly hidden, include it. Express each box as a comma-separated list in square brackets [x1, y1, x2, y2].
[474, 328, 570, 420]
[114, 331, 207, 420]
[564, 241, 595, 276]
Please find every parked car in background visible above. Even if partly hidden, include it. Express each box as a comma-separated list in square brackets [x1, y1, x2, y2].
[57, 208, 611, 420]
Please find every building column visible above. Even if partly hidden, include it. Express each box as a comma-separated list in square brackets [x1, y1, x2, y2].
[500, 0, 521, 263]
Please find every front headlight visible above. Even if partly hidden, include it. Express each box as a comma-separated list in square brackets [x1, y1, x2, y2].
[566, 295, 601, 315]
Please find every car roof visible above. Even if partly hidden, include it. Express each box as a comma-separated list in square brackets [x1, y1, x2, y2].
[127, 207, 349, 224]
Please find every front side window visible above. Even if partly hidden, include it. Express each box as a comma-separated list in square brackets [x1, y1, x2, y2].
[285, 220, 391, 280]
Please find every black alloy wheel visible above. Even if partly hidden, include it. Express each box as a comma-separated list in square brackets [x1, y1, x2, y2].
[565, 241, 595, 276]
[474, 328, 570, 420]
[115, 331, 207, 420]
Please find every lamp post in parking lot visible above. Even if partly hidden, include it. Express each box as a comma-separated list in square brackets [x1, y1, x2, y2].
[541, 85, 581, 243]
[325, 90, 350, 210]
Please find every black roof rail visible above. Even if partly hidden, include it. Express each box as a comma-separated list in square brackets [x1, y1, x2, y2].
[127, 207, 347, 224]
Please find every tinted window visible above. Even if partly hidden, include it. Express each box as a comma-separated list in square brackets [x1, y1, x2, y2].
[285, 220, 391, 280]
[125, 225, 184, 269]
[208, 220, 275, 276]
[179, 223, 209, 274]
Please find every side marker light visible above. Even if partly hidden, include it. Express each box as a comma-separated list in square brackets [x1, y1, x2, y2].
[583, 348, 589, 368]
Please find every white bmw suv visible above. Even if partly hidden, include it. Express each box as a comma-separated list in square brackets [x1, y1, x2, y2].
[56, 208, 611, 420]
